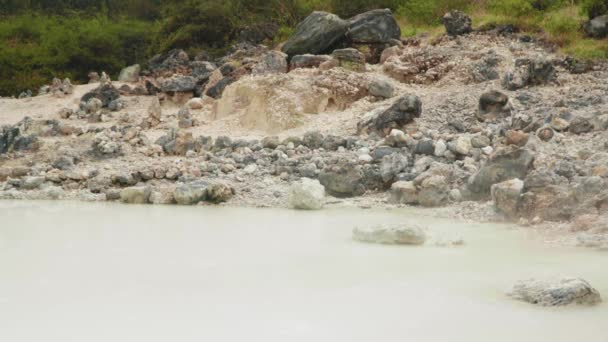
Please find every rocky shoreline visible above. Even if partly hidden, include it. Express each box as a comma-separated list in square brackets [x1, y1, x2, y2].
[1, 10, 607, 250]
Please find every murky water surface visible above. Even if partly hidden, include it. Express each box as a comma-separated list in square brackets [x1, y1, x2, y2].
[0, 201, 606, 341]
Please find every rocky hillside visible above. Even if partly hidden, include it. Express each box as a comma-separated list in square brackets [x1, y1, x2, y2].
[1, 10, 607, 248]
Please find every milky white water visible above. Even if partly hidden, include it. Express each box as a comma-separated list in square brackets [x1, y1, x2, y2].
[0, 200, 606, 342]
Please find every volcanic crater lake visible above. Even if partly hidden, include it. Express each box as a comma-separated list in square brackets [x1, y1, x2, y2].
[0, 200, 607, 342]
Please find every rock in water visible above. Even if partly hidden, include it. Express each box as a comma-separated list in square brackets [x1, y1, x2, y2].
[346, 9, 401, 44]
[173, 181, 208, 205]
[118, 64, 141, 82]
[584, 15, 608, 38]
[282, 11, 349, 57]
[206, 182, 234, 204]
[288, 178, 325, 210]
[508, 278, 602, 306]
[353, 224, 427, 245]
[357, 95, 422, 135]
[443, 10, 472, 36]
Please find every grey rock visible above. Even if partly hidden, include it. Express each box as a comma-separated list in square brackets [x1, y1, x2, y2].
[368, 79, 394, 98]
[491, 178, 524, 219]
[282, 11, 349, 57]
[584, 15, 608, 38]
[289, 54, 332, 70]
[346, 9, 401, 44]
[469, 147, 535, 197]
[253, 51, 288, 75]
[206, 77, 236, 99]
[81, 84, 120, 107]
[358, 95, 422, 135]
[390, 181, 418, 205]
[319, 160, 365, 197]
[380, 153, 409, 183]
[443, 10, 472, 36]
[502, 58, 556, 90]
[173, 181, 208, 205]
[478, 90, 510, 121]
[508, 278, 602, 306]
[288, 178, 325, 210]
[331, 48, 366, 71]
[160, 76, 196, 93]
[206, 182, 234, 204]
[120, 186, 151, 204]
[118, 64, 141, 82]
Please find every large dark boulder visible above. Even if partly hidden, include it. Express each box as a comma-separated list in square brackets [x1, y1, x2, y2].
[346, 9, 401, 44]
[443, 10, 472, 36]
[357, 95, 422, 135]
[584, 15, 608, 38]
[282, 11, 349, 57]
[0, 124, 39, 154]
[159, 76, 197, 93]
[468, 147, 535, 198]
[81, 84, 120, 107]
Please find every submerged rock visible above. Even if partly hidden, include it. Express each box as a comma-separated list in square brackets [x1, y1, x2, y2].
[288, 178, 325, 210]
[353, 224, 427, 245]
[508, 278, 602, 306]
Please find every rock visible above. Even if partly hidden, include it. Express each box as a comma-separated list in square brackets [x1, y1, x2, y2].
[502, 58, 556, 90]
[206, 182, 234, 204]
[469, 147, 535, 197]
[357, 95, 422, 135]
[380, 153, 409, 183]
[319, 160, 365, 197]
[368, 79, 394, 98]
[144, 97, 162, 128]
[331, 48, 366, 72]
[148, 49, 190, 74]
[282, 11, 349, 57]
[346, 9, 401, 44]
[118, 64, 141, 82]
[262, 136, 280, 149]
[478, 90, 511, 122]
[471, 135, 490, 148]
[173, 181, 208, 205]
[584, 15, 608, 38]
[505, 130, 529, 146]
[443, 10, 472, 36]
[289, 54, 332, 70]
[353, 224, 426, 245]
[21, 176, 45, 190]
[253, 51, 288, 75]
[434, 140, 447, 157]
[550, 117, 570, 131]
[390, 181, 418, 205]
[452, 136, 472, 156]
[303, 131, 324, 149]
[537, 126, 555, 141]
[415, 139, 435, 156]
[187, 97, 204, 110]
[508, 278, 602, 306]
[0, 124, 39, 154]
[206, 77, 236, 99]
[491, 178, 524, 219]
[177, 107, 193, 128]
[85, 98, 103, 114]
[81, 83, 120, 107]
[569, 117, 594, 134]
[160, 76, 196, 93]
[418, 175, 448, 207]
[288, 178, 325, 210]
[120, 186, 151, 204]
[92, 132, 121, 156]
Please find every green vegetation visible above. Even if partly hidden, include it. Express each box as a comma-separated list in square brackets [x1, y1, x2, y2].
[0, 0, 606, 97]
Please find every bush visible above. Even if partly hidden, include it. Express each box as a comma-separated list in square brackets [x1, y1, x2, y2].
[0, 15, 155, 96]
[397, 0, 471, 25]
[581, 0, 608, 18]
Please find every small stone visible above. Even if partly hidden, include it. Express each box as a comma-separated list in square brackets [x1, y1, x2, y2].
[390, 181, 418, 205]
[368, 79, 394, 98]
[505, 130, 529, 146]
[537, 126, 554, 141]
[508, 278, 602, 306]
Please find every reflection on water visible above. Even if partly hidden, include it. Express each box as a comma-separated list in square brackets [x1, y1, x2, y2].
[0, 200, 606, 342]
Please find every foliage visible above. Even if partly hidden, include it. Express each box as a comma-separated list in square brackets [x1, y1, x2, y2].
[0, 15, 154, 96]
[580, 0, 608, 18]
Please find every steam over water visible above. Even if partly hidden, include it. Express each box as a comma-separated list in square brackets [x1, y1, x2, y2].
[0, 201, 606, 341]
